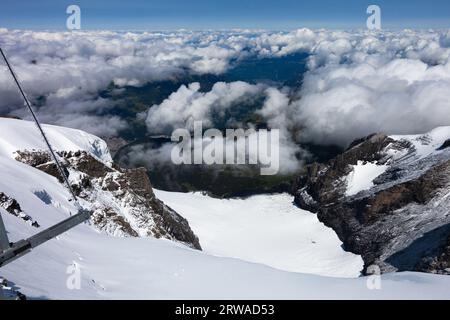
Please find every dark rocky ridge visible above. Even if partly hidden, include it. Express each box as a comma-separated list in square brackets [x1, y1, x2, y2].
[0, 278, 26, 300]
[293, 130, 450, 274]
[15, 150, 201, 250]
[0, 192, 39, 228]
[438, 139, 450, 151]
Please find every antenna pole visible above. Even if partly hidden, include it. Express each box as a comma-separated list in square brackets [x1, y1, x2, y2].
[0, 209, 91, 268]
[0, 214, 10, 252]
[0, 48, 79, 205]
[0, 48, 92, 269]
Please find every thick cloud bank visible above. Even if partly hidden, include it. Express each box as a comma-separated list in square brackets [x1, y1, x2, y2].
[1, 28, 450, 149]
[0, 29, 259, 136]
[257, 29, 450, 146]
[146, 81, 264, 133]
[145, 28, 450, 148]
[296, 58, 450, 146]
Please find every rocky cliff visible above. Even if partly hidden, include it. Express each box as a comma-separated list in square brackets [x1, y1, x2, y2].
[13, 149, 201, 249]
[293, 128, 450, 274]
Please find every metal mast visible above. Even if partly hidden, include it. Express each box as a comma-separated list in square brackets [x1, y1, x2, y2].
[0, 48, 91, 268]
[0, 48, 79, 204]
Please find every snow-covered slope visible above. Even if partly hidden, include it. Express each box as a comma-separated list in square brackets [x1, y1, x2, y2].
[390, 126, 450, 161]
[3, 203, 450, 300]
[294, 127, 450, 274]
[0, 123, 81, 222]
[2, 118, 450, 299]
[155, 190, 363, 278]
[0, 118, 112, 164]
[3, 204, 450, 300]
[0, 118, 200, 247]
[344, 161, 388, 196]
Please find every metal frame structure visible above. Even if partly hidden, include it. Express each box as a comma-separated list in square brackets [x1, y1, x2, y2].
[0, 210, 91, 268]
[0, 48, 91, 269]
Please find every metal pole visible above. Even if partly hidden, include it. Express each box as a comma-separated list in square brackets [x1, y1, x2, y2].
[0, 209, 91, 268]
[0, 214, 10, 252]
[0, 48, 79, 205]
[0, 48, 92, 269]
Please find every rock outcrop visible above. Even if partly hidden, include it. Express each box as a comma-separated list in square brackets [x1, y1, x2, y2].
[0, 278, 26, 300]
[15, 150, 201, 250]
[293, 128, 450, 274]
[0, 192, 39, 227]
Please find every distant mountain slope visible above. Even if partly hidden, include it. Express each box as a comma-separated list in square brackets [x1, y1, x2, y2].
[293, 127, 450, 274]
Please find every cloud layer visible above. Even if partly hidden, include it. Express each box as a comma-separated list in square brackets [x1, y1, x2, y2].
[0, 29, 258, 136]
[294, 58, 450, 146]
[1, 28, 450, 151]
[145, 81, 264, 134]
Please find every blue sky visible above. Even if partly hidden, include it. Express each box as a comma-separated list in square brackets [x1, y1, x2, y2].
[1, 0, 449, 30]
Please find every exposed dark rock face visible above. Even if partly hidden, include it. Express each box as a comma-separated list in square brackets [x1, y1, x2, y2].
[0, 192, 39, 227]
[293, 134, 395, 212]
[421, 230, 450, 274]
[103, 137, 128, 157]
[293, 129, 450, 274]
[15, 150, 201, 250]
[15, 150, 68, 183]
[0, 278, 27, 300]
[0, 115, 22, 120]
[438, 139, 450, 151]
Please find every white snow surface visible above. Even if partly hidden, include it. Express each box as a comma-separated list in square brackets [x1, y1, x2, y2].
[155, 190, 363, 278]
[2, 202, 450, 299]
[1, 118, 450, 299]
[0, 118, 112, 164]
[390, 126, 450, 159]
[345, 161, 389, 197]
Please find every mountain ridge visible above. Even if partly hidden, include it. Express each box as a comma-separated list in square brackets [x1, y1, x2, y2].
[293, 127, 450, 274]
[0, 118, 200, 249]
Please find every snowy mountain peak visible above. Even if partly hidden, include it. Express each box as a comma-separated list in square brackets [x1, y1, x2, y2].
[0, 118, 112, 164]
[294, 127, 450, 274]
[388, 126, 450, 163]
[0, 118, 200, 248]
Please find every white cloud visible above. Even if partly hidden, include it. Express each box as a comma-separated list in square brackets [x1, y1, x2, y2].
[292, 57, 450, 146]
[144, 82, 308, 173]
[145, 81, 264, 133]
[1, 28, 450, 146]
[190, 29, 450, 149]
[0, 30, 253, 136]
